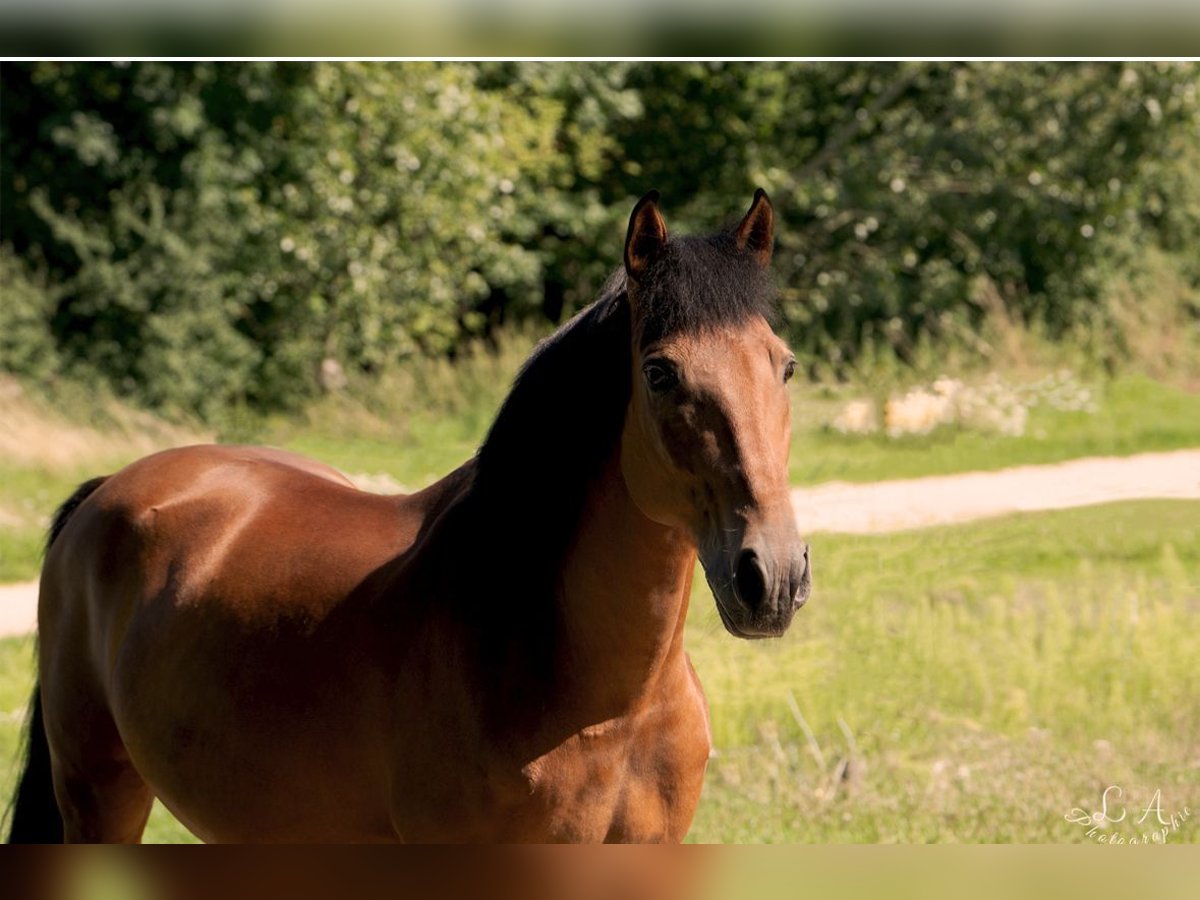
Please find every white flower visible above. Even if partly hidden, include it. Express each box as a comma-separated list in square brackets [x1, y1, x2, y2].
[833, 399, 878, 435]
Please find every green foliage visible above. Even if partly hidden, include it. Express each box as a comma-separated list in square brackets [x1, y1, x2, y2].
[0, 62, 592, 417]
[686, 500, 1200, 841]
[2, 62, 1198, 419]
[3, 63, 288, 418]
[0, 250, 60, 381]
[600, 62, 1200, 372]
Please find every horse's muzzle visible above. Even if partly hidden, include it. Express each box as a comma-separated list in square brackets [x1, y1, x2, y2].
[704, 538, 810, 639]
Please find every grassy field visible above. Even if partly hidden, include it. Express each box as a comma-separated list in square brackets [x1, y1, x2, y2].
[2, 500, 1196, 843]
[688, 499, 1199, 842]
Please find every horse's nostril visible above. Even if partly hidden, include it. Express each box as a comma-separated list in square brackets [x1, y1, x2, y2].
[734, 549, 767, 610]
[794, 543, 812, 608]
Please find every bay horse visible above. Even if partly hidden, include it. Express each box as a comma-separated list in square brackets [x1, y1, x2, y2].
[7, 190, 810, 843]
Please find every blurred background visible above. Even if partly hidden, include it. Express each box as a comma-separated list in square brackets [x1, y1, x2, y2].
[4, 62, 1199, 421]
[1, 61, 1198, 847]
[5, 2, 1200, 54]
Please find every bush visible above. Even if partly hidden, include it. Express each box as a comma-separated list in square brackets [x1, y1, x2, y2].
[600, 62, 1200, 372]
[0, 250, 60, 382]
[2, 61, 1197, 420]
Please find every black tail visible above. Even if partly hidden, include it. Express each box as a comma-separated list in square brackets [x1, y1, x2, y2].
[46, 476, 108, 555]
[5, 476, 107, 844]
[6, 689, 62, 843]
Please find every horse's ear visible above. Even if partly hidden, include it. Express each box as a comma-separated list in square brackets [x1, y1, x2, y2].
[734, 188, 774, 266]
[624, 190, 668, 283]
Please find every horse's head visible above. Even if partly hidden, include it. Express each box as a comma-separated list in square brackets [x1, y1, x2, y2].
[619, 189, 810, 639]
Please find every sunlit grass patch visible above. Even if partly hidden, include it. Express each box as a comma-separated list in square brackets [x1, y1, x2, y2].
[684, 501, 1200, 842]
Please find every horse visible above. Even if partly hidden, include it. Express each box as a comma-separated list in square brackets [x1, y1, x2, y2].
[6, 189, 810, 843]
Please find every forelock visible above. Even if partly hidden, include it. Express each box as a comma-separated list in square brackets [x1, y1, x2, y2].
[632, 232, 777, 348]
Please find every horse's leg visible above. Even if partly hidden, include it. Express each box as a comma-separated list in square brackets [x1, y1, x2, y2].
[55, 765, 154, 844]
[41, 636, 155, 844]
[46, 692, 155, 843]
[35, 477, 157, 843]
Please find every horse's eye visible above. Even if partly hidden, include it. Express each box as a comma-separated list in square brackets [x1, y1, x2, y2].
[643, 358, 679, 393]
[783, 358, 796, 384]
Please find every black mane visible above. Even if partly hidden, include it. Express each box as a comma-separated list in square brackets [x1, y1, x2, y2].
[419, 224, 778, 707]
[471, 274, 632, 571]
[457, 227, 777, 617]
[473, 227, 775, 563]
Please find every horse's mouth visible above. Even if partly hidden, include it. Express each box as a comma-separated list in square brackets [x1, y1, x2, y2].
[699, 536, 809, 640]
[711, 591, 790, 640]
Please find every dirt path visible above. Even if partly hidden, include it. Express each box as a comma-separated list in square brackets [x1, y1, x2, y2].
[2, 449, 1197, 639]
[790, 448, 1200, 534]
[0, 580, 38, 641]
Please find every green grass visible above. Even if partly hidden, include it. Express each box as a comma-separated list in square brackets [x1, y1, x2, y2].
[0, 453, 163, 583]
[271, 373, 1200, 492]
[2, 500, 1196, 843]
[0, 461, 112, 583]
[685, 500, 1200, 842]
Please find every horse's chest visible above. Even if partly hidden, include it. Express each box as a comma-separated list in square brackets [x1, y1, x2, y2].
[514, 698, 711, 842]
[388, 662, 712, 842]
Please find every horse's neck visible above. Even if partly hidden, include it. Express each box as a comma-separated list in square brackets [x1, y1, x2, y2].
[552, 452, 697, 722]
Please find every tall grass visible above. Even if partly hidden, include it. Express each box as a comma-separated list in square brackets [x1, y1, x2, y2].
[686, 500, 1200, 842]
[788, 373, 1200, 485]
[0, 376, 205, 581]
[254, 329, 540, 490]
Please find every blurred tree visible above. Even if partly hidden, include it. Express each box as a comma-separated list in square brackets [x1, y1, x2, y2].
[601, 62, 1200, 372]
[2, 61, 1196, 417]
[1, 62, 298, 417]
[1, 62, 583, 415]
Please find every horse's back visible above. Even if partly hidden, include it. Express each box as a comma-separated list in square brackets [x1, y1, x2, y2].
[42, 444, 419, 631]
